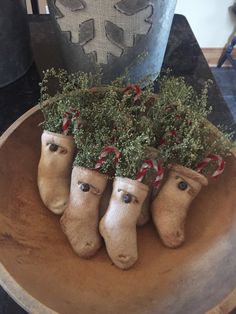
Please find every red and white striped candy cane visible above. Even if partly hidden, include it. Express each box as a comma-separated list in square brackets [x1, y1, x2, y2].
[196, 154, 225, 178]
[62, 110, 81, 135]
[124, 84, 142, 102]
[136, 159, 164, 189]
[95, 146, 121, 170]
[153, 161, 165, 188]
[62, 111, 71, 135]
[71, 109, 81, 129]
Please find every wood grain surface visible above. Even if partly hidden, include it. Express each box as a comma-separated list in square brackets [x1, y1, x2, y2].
[0, 106, 236, 314]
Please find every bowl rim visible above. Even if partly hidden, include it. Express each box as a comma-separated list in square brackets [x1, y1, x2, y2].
[0, 104, 235, 313]
[0, 105, 57, 314]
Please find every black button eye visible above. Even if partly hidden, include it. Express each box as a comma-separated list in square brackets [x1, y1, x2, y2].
[49, 144, 58, 152]
[80, 183, 90, 192]
[122, 193, 132, 204]
[178, 181, 188, 191]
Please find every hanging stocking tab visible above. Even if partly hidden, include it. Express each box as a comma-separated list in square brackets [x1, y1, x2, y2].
[196, 154, 225, 178]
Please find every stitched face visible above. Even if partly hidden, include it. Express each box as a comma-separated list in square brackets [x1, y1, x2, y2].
[47, 143, 68, 154]
[174, 175, 195, 197]
[77, 181, 102, 196]
[118, 188, 139, 205]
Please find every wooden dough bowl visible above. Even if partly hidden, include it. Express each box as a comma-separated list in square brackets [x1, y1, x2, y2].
[0, 106, 236, 314]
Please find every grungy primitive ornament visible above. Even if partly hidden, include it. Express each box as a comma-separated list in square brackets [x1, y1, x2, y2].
[47, 0, 177, 83]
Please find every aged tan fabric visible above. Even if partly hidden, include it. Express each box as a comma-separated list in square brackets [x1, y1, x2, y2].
[61, 166, 108, 258]
[99, 177, 149, 270]
[151, 164, 208, 248]
[99, 180, 152, 227]
[137, 190, 152, 226]
[38, 130, 75, 214]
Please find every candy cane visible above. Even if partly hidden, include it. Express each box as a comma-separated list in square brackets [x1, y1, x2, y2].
[159, 130, 179, 146]
[136, 159, 164, 189]
[196, 154, 225, 178]
[71, 109, 81, 130]
[153, 161, 165, 188]
[95, 146, 122, 170]
[62, 110, 81, 135]
[62, 111, 71, 135]
[124, 84, 142, 102]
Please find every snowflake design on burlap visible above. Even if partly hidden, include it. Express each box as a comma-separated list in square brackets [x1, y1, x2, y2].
[54, 0, 153, 64]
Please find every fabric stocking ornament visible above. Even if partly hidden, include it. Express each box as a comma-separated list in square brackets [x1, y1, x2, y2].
[99, 159, 163, 270]
[61, 166, 107, 258]
[38, 130, 75, 214]
[137, 160, 164, 226]
[151, 164, 208, 248]
[61, 146, 121, 258]
[99, 177, 149, 270]
[136, 190, 152, 226]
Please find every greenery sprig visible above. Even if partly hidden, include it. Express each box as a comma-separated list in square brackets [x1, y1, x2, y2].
[39, 68, 101, 134]
[73, 87, 155, 178]
[147, 74, 234, 172]
[39, 68, 234, 179]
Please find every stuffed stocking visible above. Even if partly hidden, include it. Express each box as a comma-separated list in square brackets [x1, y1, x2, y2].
[61, 166, 108, 258]
[137, 160, 164, 226]
[99, 177, 149, 270]
[38, 130, 75, 214]
[136, 191, 152, 226]
[151, 164, 208, 248]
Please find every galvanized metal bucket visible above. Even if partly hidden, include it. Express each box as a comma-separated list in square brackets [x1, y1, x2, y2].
[0, 1, 32, 88]
[47, 0, 176, 84]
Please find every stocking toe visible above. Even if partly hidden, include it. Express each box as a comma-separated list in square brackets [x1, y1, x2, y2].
[76, 239, 102, 258]
[115, 253, 137, 270]
[162, 229, 185, 248]
[49, 200, 68, 214]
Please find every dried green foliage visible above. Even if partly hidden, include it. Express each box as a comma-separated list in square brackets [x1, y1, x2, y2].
[148, 75, 234, 171]
[73, 87, 155, 178]
[39, 68, 101, 134]
[39, 68, 234, 179]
